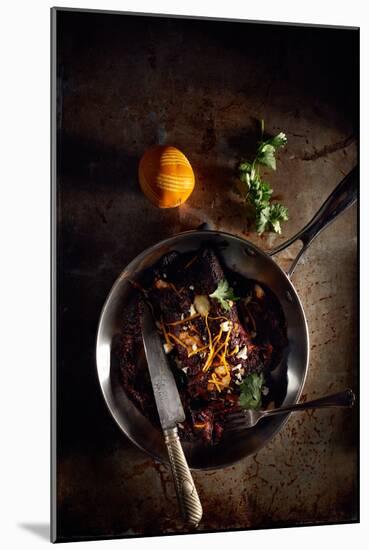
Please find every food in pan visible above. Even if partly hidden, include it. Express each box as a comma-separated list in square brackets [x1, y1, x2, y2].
[113, 247, 287, 445]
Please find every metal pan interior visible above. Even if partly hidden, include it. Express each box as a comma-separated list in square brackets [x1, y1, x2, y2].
[96, 230, 309, 470]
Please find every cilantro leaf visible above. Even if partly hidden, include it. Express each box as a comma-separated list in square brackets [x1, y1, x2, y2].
[239, 372, 264, 409]
[255, 206, 271, 234]
[256, 143, 277, 170]
[256, 133, 287, 171]
[263, 132, 287, 149]
[255, 202, 289, 235]
[248, 179, 273, 208]
[238, 160, 253, 174]
[209, 279, 239, 311]
[268, 203, 289, 233]
[236, 125, 288, 235]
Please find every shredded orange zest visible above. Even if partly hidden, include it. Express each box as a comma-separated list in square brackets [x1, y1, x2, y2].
[161, 318, 172, 347]
[203, 316, 234, 391]
[166, 332, 189, 350]
[164, 310, 235, 394]
[228, 346, 239, 357]
[169, 283, 183, 297]
[202, 315, 227, 372]
[210, 373, 224, 392]
[188, 344, 209, 357]
[213, 328, 224, 346]
[201, 314, 212, 369]
[212, 329, 231, 363]
[184, 255, 198, 269]
[165, 313, 200, 326]
[193, 422, 207, 429]
[189, 323, 200, 335]
[208, 315, 229, 321]
[217, 330, 231, 364]
[204, 313, 212, 341]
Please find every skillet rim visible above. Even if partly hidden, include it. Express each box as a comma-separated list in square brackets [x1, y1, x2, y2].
[95, 228, 310, 470]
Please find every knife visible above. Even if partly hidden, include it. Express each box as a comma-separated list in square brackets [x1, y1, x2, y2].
[141, 302, 203, 528]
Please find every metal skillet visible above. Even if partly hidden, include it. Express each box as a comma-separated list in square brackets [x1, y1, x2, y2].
[96, 167, 357, 470]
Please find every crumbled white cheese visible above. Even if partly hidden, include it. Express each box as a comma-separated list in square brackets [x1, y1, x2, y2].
[182, 367, 189, 374]
[228, 300, 234, 308]
[180, 313, 184, 321]
[232, 363, 242, 371]
[189, 285, 194, 290]
[236, 345, 248, 360]
[261, 385, 269, 396]
[163, 273, 167, 279]
[220, 320, 232, 332]
[192, 343, 198, 351]
[189, 304, 196, 316]
[235, 372, 242, 381]
[163, 343, 173, 354]
[235, 379, 242, 385]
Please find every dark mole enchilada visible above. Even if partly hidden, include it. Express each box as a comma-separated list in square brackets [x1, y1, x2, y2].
[112, 248, 288, 445]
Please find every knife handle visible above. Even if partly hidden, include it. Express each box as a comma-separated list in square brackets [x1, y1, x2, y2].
[164, 427, 203, 528]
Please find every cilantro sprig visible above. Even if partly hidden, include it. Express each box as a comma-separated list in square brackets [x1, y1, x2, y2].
[239, 372, 264, 409]
[237, 123, 288, 234]
[209, 279, 239, 312]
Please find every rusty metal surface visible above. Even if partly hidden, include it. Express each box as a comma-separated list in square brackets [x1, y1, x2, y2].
[55, 9, 358, 540]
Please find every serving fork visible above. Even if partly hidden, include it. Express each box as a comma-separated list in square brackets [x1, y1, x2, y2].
[225, 389, 355, 431]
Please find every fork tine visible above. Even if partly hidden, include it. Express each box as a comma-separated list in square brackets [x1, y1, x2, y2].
[225, 418, 246, 427]
[225, 414, 245, 423]
[224, 415, 246, 425]
[224, 423, 250, 432]
[223, 408, 258, 431]
[223, 415, 251, 431]
[225, 416, 255, 431]
[224, 411, 246, 423]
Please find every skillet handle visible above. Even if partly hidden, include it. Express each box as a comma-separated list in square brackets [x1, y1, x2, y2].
[164, 427, 203, 528]
[269, 167, 358, 277]
[264, 389, 356, 416]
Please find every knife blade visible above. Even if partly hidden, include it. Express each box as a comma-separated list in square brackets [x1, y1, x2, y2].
[141, 303, 185, 430]
[141, 302, 203, 528]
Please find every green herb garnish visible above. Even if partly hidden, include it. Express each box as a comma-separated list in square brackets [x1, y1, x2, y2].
[209, 279, 239, 311]
[237, 122, 288, 235]
[239, 372, 264, 409]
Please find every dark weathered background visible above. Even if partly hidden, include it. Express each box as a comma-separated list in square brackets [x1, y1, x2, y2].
[55, 9, 358, 541]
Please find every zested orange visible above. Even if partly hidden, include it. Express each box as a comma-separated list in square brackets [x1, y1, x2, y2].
[138, 145, 195, 208]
